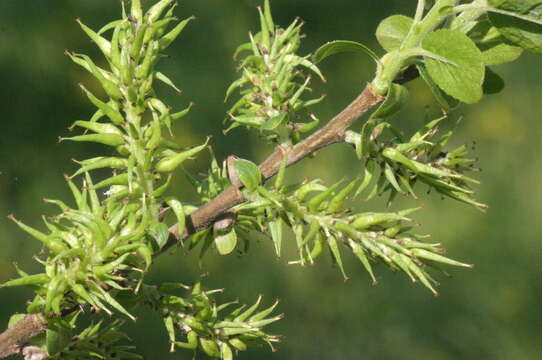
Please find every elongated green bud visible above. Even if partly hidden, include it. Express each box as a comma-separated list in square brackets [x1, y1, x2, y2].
[199, 338, 220, 358]
[76, 18, 111, 57]
[70, 53, 123, 100]
[351, 208, 418, 230]
[146, 0, 175, 23]
[72, 157, 128, 177]
[136, 41, 159, 79]
[70, 120, 123, 135]
[307, 180, 343, 212]
[155, 140, 208, 172]
[248, 314, 283, 328]
[411, 248, 473, 268]
[294, 180, 327, 201]
[159, 16, 195, 50]
[72, 283, 97, 308]
[220, 342, 233, 360]
[8, 215, 65, 253]
[130, 0, 143, 22]
[234, 295, 262, 322]
[79, 85, 124, 124]
[93, 253, 131, 280]
[182, 315, 207, 332]
[60, 133, 124, 147]
[327, 178, 359, 213]
[131, 23, 149, 60]
[228, 338, 247, 351]
[91, 173, 129, 189]
[383, 148, 458, 178]
[249, 299, 279, 322]
[1, 273, 50, 288]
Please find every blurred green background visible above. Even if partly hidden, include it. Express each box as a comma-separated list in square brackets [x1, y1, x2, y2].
[1, 0, 541, 359]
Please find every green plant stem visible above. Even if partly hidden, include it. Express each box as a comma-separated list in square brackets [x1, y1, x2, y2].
[372, 0, 460, 95]
[415, 0, 426, 23]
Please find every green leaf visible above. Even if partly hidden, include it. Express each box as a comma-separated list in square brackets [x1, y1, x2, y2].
[166, 198, 186, 238]
[234, 159, 262, 191]
[422, 29, 485, 104]
[149, 221, 170, 250]
[480, 41, 523, 65]
[416, 64, 459, 111]
[489, 0, 542, 54]
[215, 229, 238, 255]
[313, 40, 379, 64]
[372, 83, 409, 118]
[376, 15, 414, 52]
[483, 67, 505, 94]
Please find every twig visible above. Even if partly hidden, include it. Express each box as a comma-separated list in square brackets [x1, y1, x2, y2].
[0, 314, 46, 358]
[161, 83, 385, 254]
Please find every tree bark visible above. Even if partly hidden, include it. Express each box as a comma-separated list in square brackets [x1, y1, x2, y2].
[0, 314, 46, 358]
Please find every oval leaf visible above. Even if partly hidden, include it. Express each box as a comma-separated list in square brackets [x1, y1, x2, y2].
[149, 221, 170, 250]
[376, 15, 414, 52]
[422, 29, 485, 104]
[489, 0, 542, 54]
[313, 40, 379, 64]
[215, 229, 238, 255]
[234, 158, 262, 191]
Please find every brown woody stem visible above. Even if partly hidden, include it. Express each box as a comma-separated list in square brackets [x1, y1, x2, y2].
[0, 314, 46, 358]
[161, 83, 384, 253]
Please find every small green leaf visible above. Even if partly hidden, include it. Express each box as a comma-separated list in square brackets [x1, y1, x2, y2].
[376, 15, 414, 52]
[149, 221, 170, 250]
[166, 198, 186, 237]
[372, 83, 409, 118]
[422, 29, 485, 104]
[234, 159, 262, 191]
[480, 41, 523, 65]
[215, 229, 238, 255]
[313, 40, 379, 64]
[489, 0, 542, 55]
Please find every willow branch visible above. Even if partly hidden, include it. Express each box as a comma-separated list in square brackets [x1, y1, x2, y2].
[161, 83, 385, 254]
[0, 314, 46, 358]
[0, 81, 394, 357]
[0, 84, 382, 359]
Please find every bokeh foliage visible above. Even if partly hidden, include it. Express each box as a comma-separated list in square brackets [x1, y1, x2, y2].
[1, 0, 542, 359]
